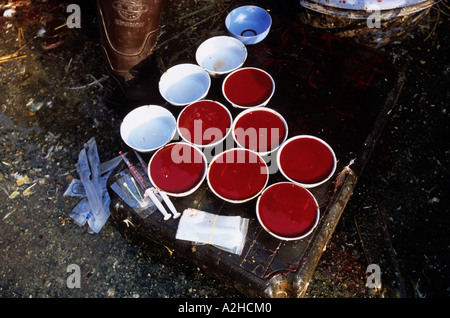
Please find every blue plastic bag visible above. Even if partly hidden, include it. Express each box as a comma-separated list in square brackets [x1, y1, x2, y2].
[66, 138, 122, 233]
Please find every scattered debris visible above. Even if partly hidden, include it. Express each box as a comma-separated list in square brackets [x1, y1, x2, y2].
[41, 144, 55, 160]
[123, 218, 135, 228]
[22, 182, 37, 196]
[8, 190, 20, 199]
[13, 173, 30, 186]
[3, 8, 16, 18]
[65, 74, 108, 90]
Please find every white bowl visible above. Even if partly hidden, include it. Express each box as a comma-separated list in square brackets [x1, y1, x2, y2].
[120, 105, 176, 153]
[277, 135, 337, 188]
[159, 63, 211, 106]
[196, 36, 247, 77]
[225, 6, 272, 45]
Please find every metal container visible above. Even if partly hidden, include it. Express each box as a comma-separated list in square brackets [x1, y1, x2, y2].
[298, 0, 438, 47]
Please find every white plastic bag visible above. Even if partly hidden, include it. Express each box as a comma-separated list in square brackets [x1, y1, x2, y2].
[175, 208, 249, 255]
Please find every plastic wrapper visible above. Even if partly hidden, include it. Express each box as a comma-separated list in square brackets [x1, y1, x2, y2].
[175, 208, 249, 255]
[110, 170, 160, 218]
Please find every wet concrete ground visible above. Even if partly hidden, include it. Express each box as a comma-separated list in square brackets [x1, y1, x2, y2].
[0, 0, 449, 298]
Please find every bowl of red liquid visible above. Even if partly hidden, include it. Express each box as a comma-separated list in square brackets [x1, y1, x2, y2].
[222, 67, 275, 108]
[256, 182, 320, 240]
[277, 135, 337, 188]
[148, 142, 207, 197]
[177, 100, 232, 148]
[232, 107, 288, 156]
[207, 148, 269, 203]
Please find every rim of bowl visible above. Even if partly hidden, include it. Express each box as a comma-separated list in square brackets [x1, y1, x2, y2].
[148, 142, 207, 197]
[222, 67, 275, 109]
[176, 100, 233, 148]
[120, 105, 176, 153]
[231, 106, 288, 156]
[276, 135, 337, 188]
[207, 148, 269, 203]
[256, 181, 320, 241]
[195, 36, 247, 76]
[158, 63, 211, 106]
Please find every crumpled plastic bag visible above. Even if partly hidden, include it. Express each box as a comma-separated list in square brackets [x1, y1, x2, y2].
[65, 138, 122, 233]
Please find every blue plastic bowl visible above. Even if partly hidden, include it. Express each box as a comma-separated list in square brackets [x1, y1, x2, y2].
[225, 6, 272, 45]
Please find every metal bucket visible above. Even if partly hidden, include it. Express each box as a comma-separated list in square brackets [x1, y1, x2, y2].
[298, 0, 439, 47]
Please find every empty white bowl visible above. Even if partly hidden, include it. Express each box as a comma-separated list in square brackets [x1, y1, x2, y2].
[159, 63, 211, 106]
[196, 36, 247, 77]
[225, 6, 272, 45]
[120, 105, 176, 153]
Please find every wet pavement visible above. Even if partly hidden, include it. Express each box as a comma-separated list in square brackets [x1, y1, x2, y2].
[0, 0, 449, 298]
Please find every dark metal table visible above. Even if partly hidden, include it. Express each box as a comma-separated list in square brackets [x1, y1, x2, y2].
[107, 8, 404, 298]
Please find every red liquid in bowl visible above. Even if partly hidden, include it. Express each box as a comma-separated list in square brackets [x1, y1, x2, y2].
[234, 109, 286, 152]
[279, 137, 335, 185]
[178, 100, 231, 146]
[224, 68, 273, 107]
[208, 149, 268, 201]
[257, 183, 319, 239]
[149, 143, 206, 194]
